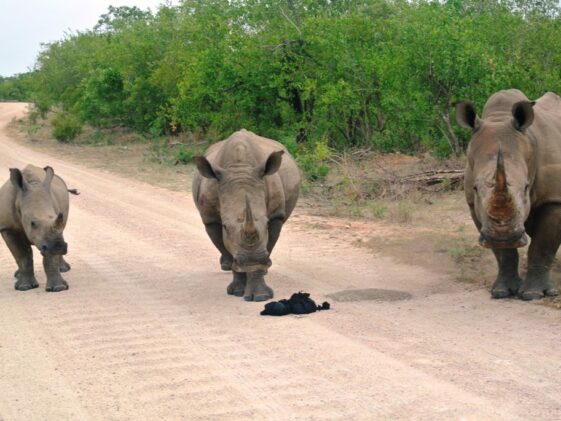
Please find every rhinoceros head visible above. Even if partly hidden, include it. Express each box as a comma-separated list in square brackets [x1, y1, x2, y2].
[10, 166, 68, 256]
[195, 150, 284, 271]
[456, 100, 535, 248]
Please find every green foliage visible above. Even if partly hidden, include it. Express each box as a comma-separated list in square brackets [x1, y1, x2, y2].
[51, 112, 83, 142]
[78, 68, 126, 127]
[0, 73, 33, 101]
[295, 139, 331, 181]
[370, 202, 388, 219]
[18, 0, 561, 157]
[175, 144, 207, 164]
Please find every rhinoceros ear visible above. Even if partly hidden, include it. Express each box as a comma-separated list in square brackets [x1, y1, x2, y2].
[43, 166, 54, 189]
[512, 100, 535, 131]
[9, 168, 26, 191]
[455, 101, 481, 131]
[259, 150, 284, 177]
[194, 156, 223, 180]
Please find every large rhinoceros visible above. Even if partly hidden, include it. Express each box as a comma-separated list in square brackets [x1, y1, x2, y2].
[0, 165, 77, 292]
[193, 129, 301, 301]
[455, 89, 561, 300]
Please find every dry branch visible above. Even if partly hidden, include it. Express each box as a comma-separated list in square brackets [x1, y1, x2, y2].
[402, 169, 464, 186]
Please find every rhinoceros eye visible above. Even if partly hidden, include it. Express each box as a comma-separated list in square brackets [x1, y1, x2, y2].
[30, 221, 37, 229]
[524, 184, 529, 194]
[473, 185, 478, 193]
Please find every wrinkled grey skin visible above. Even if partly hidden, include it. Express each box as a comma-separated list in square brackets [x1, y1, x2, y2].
[0, 165, 75, 292]
[456, 89, 561, 300]
[193, 129, 301, 301]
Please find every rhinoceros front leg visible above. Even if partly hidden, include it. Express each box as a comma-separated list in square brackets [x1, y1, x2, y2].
[267, 218, 284, 253]
[227, 271, 246, 297]
[205, 222, 233, 271]
[1, 230, 39, 291]
[520, 204, 561, 301]
[43, 255, 68, 292]
[243, 271, 273, 302]
[490, 248, 522, 298]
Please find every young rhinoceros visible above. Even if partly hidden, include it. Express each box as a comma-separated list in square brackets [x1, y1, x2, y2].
[0, 165, 77, 292]
[456, 89, 561, 300]
[193, 129, 301, 301]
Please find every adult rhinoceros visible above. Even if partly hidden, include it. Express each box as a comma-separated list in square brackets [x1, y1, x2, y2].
[192, 129, 300, 302]
[456, 89, 561, 300]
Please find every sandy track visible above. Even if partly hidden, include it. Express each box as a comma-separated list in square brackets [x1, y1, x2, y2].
[1, 103, 561, 420]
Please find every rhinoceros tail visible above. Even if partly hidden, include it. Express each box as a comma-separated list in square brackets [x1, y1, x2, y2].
[67, 189, 80, 195]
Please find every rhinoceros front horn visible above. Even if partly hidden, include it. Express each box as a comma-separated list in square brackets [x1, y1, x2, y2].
[489, 145, 515, 220]
[494, 146, 507, 194]
[242, 196, 258, 242]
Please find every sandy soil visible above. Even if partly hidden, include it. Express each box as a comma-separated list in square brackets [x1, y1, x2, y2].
[1, 102, 561, 420]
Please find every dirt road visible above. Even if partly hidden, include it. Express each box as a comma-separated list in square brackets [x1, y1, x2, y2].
[1, 103, 560, 420]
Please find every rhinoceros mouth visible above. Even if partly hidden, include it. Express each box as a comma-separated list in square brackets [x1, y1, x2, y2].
[478, 232, 528, 249]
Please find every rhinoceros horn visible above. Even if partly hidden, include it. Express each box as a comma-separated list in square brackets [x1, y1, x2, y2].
[494, 145, 507, 194]
[489, 145, 515, 219]
[242, 196, 258, 242]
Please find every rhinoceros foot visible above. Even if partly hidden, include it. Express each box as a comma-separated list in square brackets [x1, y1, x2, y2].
[46, 278, 69, 292]
[244, 272, 273, 302]
[14, 273, 39, 291]
[519, 278, 559, 301]
[491, 276, 522, 299]
[227, 273, 246, 297]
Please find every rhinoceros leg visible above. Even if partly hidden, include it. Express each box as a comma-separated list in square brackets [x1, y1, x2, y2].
[490, 248, 522, 298]
[205, 223, 233, 271]
[59, 256, 71, 273]
[1, 230, 39, 291]
[43, 255, 68, 292]
[227, 271, 246, 296]
[520, 204, 561, 301]
[243, 271, 273, 302]
[267, 218, 284, 253]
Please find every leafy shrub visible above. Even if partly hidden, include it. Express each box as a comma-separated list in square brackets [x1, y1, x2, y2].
[52, 112, 82, 142]
[21, 1, 561, 157]
[296, 139, 332, 181]
[175, 146, 199, 164]
[78, 68, 125, 127]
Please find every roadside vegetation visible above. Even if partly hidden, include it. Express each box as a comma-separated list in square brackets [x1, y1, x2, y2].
[2, 0, 561, 167]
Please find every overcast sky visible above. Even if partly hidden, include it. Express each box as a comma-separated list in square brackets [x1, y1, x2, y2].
[0, 0, 173, 77]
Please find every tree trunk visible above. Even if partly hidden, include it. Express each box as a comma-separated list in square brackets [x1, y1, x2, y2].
[440, 110, 461, 157]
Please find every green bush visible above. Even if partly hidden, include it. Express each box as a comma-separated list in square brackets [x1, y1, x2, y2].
[18, 1, 561, 157]
[52, 112, 83, 142]
[296, 139, 332, 181]
[175, 147, 199, 164]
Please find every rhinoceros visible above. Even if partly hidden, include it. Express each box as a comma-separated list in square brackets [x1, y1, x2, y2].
[0, 165, 77, 292]
[193, 129, 301, 301]
[455, 89, 561, 300]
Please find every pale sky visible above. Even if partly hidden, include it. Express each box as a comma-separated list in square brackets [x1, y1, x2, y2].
[0, 0, 174, 77]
